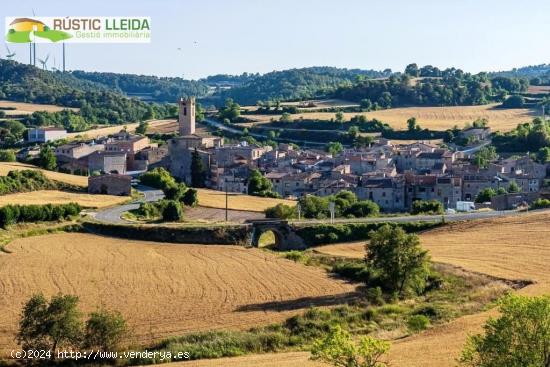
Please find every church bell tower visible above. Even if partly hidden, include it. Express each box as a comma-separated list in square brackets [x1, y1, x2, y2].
[178, 97, 196, 136]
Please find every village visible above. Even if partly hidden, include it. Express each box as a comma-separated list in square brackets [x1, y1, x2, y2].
[17, 97, 549, 214]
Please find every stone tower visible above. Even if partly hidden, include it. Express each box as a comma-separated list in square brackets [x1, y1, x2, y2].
[178, 97, 196, 136]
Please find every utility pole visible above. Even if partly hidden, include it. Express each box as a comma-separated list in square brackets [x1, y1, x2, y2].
[225, 180, 228, 222]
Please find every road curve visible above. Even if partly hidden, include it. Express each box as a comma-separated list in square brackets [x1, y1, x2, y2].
[93, 185, 164, 224]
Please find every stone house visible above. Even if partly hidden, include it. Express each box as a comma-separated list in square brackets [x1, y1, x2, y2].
[88, 174, 131, 196]
[87, 151, 127, 175]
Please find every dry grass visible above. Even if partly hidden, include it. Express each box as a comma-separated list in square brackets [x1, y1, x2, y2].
[0, 190, 127, 208]
[167, 352, 325, 367]
[0, 233, 356, 353]
[244, 104, 535, 132]
[527, 85, 550, 94]
[0, 162, 88, 187]
[197, 188, 296, 212]
[0, 100, 77, 116]
[67, 119, 176, 139]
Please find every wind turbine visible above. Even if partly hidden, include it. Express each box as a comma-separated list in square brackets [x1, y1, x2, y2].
[31, 8, 37, 66]
[5, 45, 16, 60]
[38, 53, 50, 70]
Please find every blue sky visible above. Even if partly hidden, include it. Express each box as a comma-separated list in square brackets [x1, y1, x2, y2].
[2, 0, 550, 79]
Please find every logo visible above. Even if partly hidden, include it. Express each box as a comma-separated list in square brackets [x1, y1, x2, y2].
[5, 17, 151, 43]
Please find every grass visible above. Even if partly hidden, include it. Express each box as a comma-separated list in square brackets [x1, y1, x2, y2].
[0, 100, 77, 116]
[196, 188, 296, 212]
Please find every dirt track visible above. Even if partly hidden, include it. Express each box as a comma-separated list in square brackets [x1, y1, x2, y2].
[0, 233, 356, 354]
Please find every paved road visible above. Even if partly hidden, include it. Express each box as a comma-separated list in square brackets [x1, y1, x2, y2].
[94, 185, 164, 224]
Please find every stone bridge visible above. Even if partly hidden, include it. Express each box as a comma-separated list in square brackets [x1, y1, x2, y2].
[248, 219, 306, 251]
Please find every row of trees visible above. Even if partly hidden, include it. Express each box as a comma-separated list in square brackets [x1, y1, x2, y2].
[0, 169, 58, 195]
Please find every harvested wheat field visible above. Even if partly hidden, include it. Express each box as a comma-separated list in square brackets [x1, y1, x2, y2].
[197, 188, 296, 212]
[0, 162, 88, 187]
[0, 233, 356, 354]
[0, 100, 77, 116]
[0, 190, 127, 208]
[67, 119, 176, 139]
[245, 104, 535, 132]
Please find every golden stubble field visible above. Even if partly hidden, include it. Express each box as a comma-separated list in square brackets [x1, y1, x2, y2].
[0, 162, 88, 187]
[0, 190, 128, 208]
[0, 100, 78, 116]
[0, 233, 356, 354]
[196, 188, 296, 212]
[169, 211, 550, 367]
[244, 103, 535, 132]
[67, 119, 177, 139]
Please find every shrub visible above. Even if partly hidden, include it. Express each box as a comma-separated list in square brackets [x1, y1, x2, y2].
[407, 315, 430, 333]
[182, 188, 198, 207]
[344, 200, 380, 217]
[162, 200, 183, 222]
[0, 203, 81, 228]
[283, 251, 305, 262]
[365, 287, 384, 306]
[265, 203, 296, 219]
[0, 149, 16, 162]
[411, 200, 444, 215]
[139, 168, 176, 191]
[0, 169, 58, 195]
[530, 198, 550, 210]
[331, 261, 372, 283]
[163, 183, 187, 200]
[83, 309, 128, 352]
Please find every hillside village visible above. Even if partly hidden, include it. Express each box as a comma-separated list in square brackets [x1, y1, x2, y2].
[17, 96, 548, 213]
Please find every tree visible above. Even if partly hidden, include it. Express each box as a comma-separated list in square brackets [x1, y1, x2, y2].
[190, 148, 206, 188]
[17, 294, 82, 352]
[163, 183, 187, 200]
[335, 111, 345, 123]
[348, 126, 360, 138]
[473, 146, 497, 169]
[327, 142, 344, 155]
[248, 169, 278, 197]
[83, 309, 127, 352]
[507, 180, 521, 193]
[404, 63, 420, 77]
[459, 294, 550, 367]
[218, 98, 241, 122]
[366, 225, 430, 296]
[475, 188, 497, 203]
[135, 120, 149, 135]
[407, 117, 420, 132]
[280, 112, 292, 123]
[536, 147, 550, 163]
[311, 325, 390, 367]
[38, 146, 57, 171]
[502, 95, 525, 108]
[139, 167, 176, 190]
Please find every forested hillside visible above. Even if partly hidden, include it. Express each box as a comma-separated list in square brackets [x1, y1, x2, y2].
[334, 65, 528, 108]
[491, 64, 550, 85]
[218, 67, 392, 105]
[70, 70, 210, 102]
[0, 60, 176, 131]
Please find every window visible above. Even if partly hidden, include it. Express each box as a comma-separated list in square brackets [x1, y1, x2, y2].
[183, 107, 187, 116]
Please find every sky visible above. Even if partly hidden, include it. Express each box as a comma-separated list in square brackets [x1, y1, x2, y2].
[2, 0, 550, 79]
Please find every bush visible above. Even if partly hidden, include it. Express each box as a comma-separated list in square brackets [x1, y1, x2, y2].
[265, 203, 296, 219]
[182, 188, 198, 207]
[530, 198, 550, 210]
[344, 200, 380, 217]
[365, 287, 384, 306]
[0, 202, 81, 228]
[407, 315, 430, 333]
[0, 150, 16, 162]
[163, 183, 187, 200]
[0, 169, 58, 195]
[139, 168, 176, 191]
[331, 261, 372, 283]
[162, 200, 183, 222]
[411, 200, 444, 215]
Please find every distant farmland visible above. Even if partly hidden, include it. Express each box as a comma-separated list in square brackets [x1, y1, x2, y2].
[196, 188, 296, 212]
[0, 190, 128, 208]
[244, 103, 536, 132]
[0, 100, 78, 116]
[0, 162, 88, 187]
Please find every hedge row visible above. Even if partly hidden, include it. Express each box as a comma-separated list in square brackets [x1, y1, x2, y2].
[0, 202, 82, 228]
[293, 221, 442, 246]
[83, 221, 251, 246]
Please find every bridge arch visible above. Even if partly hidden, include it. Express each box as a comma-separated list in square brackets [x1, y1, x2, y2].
[249, 220, 306, 251]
